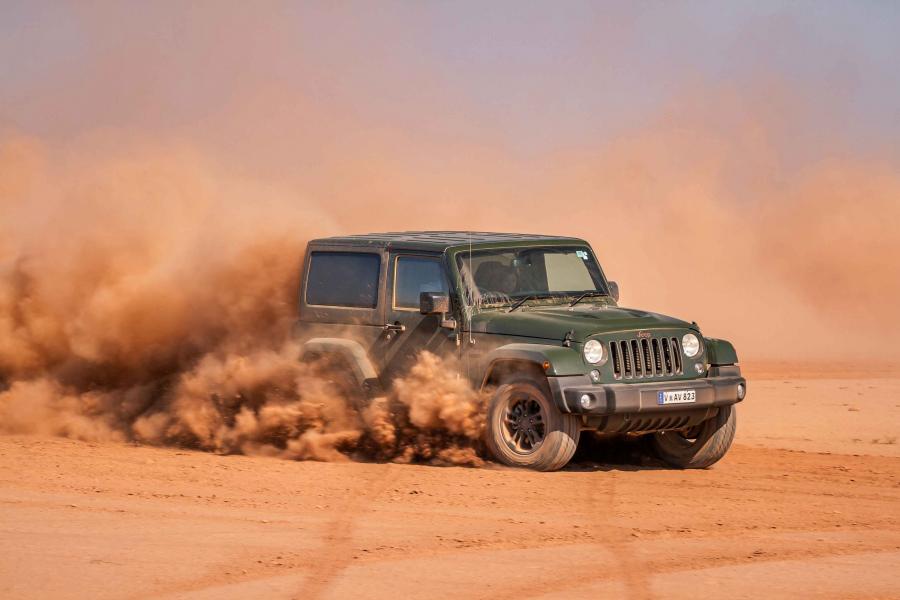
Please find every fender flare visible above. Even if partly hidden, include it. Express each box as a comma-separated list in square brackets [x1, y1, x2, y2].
[299, 337, 378, 388]
[480, 343, 585, 388]
[704, 338, 739, 366]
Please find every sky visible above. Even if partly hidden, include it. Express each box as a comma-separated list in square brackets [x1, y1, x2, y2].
[2, 2, 899, 162]
[1, 1, 899, 361]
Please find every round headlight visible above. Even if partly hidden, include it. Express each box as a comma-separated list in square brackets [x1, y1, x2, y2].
[583, 339, 604, 364]
[682, 333, 701, 358]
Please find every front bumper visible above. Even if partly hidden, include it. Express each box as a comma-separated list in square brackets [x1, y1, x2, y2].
[548, 365, 746, 416]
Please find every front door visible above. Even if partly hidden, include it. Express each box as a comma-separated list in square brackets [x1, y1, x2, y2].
[373, 252, 456, 381]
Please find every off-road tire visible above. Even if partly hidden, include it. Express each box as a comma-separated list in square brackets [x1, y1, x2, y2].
[300, 351, 367, 411]
[485, 378, 580, 471]
[651, 404, 736, 469]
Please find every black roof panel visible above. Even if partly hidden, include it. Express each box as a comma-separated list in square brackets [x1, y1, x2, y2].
[309, 231, 583, 251]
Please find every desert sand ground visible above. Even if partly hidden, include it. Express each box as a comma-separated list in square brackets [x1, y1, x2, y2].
[1, 365, 898, 600]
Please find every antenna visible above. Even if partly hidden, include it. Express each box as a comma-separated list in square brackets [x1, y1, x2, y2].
[468, 231, 473, 345]
[465, 231, 473, 382]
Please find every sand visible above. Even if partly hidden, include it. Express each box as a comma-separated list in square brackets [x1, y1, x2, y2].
[0, 366, 898, 600]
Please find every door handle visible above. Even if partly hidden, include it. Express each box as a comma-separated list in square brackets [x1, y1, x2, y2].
[384, 322, 406, 333]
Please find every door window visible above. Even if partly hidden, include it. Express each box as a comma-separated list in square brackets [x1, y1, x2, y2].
[393, 256, 448, 309]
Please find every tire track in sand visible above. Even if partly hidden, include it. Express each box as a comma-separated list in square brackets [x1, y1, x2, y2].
[298, 465, 400, 600]
[578, 468, 653, 599]
[490, 466, 654, 600]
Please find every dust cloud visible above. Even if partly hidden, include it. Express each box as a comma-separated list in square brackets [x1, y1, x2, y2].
[536, 116, 900, 363]
[0, 137, 486, 464]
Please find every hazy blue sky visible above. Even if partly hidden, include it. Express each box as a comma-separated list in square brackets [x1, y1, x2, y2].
[2, 1, 898, 166]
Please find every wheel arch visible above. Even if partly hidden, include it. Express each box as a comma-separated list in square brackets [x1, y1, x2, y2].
[482, 358, 547, 390]
[299, 337, 378, 388]
[480, 343, 585, 387]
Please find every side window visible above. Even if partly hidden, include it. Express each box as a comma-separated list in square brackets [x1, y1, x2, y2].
[394, 256, 448, 309]
[306, 251, 380, 308]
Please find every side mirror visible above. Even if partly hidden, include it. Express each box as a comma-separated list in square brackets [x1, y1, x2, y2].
[420, 292, 450, 315]
[607, 281, 620, 302]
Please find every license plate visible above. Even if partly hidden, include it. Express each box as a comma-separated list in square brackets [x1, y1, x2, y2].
[657, 390, 696, 405]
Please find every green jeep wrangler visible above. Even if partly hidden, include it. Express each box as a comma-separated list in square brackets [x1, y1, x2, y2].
[295, 232, 746, 471]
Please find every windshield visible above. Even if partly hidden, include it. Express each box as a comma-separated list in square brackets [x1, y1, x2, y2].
[456, 246, 608, 307]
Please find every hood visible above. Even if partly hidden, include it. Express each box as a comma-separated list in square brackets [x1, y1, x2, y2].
[469, 303, 694, 342]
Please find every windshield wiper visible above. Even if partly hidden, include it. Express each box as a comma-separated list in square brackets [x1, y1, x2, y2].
[569, 290, 608, 307]
[507, 295, 536, 312]
[507, 294, 558, 312]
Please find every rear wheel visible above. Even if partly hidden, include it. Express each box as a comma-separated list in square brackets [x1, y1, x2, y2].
[300, 351, 367, 410]
[651, 404, 736, 469]
[485, 379, 580, 471]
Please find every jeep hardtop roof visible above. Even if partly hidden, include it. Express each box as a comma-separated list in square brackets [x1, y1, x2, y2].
[309, 231, 585, 252]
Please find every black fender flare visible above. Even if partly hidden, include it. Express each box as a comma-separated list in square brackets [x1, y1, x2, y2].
[480, 343, 585, 389]
[704, 337, 739, 366]
[299, 337, 378, 389]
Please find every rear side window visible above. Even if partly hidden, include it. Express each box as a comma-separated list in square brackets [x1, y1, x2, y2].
[394, 256, 448, 309]
[306, 252, 380, 308]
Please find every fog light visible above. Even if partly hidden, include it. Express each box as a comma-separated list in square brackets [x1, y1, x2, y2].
[694, 363, 706, 374]
[737, 383, 746, 400]
[589, 369, 601, 383]
[579, 394, 592, 409]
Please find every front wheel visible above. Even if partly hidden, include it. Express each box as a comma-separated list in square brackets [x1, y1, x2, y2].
[485, 379, 580, 471]
[651, 404, 737, 469]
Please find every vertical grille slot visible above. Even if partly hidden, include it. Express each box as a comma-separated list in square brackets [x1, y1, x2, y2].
[610, 342, 621, 379]
[661, 338, 673, 374]
[652, 338, 662, 375]
[670, 337, 683, 374]
[641, 339, 653, 374]
[630, 340, 643, 377]
[620, 340, 632, 378]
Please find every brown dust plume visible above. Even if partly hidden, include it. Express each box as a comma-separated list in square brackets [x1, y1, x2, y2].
[0, 136, 486, 465]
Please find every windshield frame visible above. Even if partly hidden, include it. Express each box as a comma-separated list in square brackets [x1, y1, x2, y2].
[449, 242, 611, 310]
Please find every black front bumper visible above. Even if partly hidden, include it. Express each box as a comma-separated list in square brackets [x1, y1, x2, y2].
[548, 365, 746, 416]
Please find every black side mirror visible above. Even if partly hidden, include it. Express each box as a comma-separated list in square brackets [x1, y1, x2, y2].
[420, 292, 450, 315]
[607, 281, 620, 302]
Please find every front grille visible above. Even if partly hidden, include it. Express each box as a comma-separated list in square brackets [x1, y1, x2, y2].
[610, 335, 683, 379]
